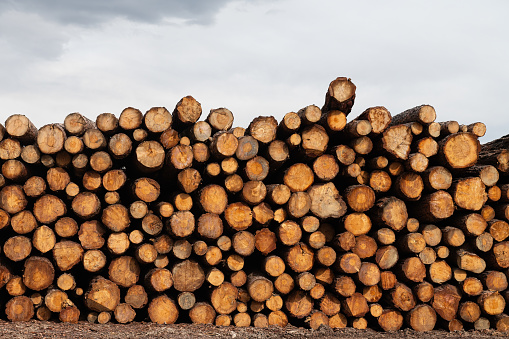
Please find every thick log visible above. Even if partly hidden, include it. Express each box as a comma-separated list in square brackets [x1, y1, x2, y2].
[53, 240, 84, 271]
[411, 190, 454, 222]
[407, 304, 436, 332]
[147, 295, 179, 324]
[370, 197, 408, 231]
[84, 277, 120, 312]
[381, 125, 413, 160]
[322, 77, 356, 115]
[432, 284, 461, 321]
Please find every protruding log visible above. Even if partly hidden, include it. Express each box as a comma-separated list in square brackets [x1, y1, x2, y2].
[391, 105, 436, 125]
[206, 107, 234, 132]
[123, 285, 148, 310]
[134, 140, 165, 172]
[344, 185, 375, 213]
[32, 225, 56, 253]
[285, 290, 313, 319]
[307, 182, 347, 219]
[283, 163, 314, 192]
[172, 95, 202, 126]
[72, 192, 101, 220]
[210, 282, 238, 315]
[171, 260, 204, 292]
[322, 77, 356, 115]
[102, 204, 130, 232]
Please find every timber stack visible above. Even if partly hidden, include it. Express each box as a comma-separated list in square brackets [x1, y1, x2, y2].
[0, 77, 509, 332]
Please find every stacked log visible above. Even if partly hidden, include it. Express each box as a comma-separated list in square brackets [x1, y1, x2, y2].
[0, 77, 509, 332]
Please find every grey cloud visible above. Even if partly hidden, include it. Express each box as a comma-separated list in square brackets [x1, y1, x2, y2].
[0, 0, 232, 26]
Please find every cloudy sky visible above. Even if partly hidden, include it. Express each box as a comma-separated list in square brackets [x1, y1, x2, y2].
[0, 0, 508, 141]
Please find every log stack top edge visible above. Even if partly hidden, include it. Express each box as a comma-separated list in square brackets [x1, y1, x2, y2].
[0, 77, 507, 333]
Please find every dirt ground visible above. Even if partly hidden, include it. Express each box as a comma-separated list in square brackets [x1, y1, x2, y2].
[0, 321, 508, 339]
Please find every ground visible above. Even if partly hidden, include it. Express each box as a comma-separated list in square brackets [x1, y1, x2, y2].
[0, 322, 507, 339]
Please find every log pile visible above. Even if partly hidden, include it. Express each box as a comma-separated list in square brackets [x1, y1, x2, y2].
[0, 77, 509, 332]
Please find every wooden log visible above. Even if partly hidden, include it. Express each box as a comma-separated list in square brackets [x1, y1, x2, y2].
[171, 95, 202, 127]
[306, 182, 347, 219]
[5, 296, 34, 322]
[394, 172, 424, 201]
[391, 283, 416, 312]
[147, 295, 179, 324]
[378, 271, 396, 291]
[53, 240, 84, 271]
[206, 107, 234, 132]
[414, 282, 434, 303]
[438, 132, 480, 169]
[481, 270, 508, 291]
[171, 260, 204, 292]
[3, 235, 31, 262]
[0, 185, 28, 215]
[300, 124, 329, 158]
[286, 243, 314, 273]
[370, 196, 408, 231]
[431, 284, 461, 321]
[407, 304, 436, 331]
[322, 77, 356, 115]
[380, 125, 413, 160]
[102, 204, 130, 232]
[376, 309, 403, 332]
[23, 176, 46, 198]
[344, 184, 375, 212]
[343, 292, 369, 318]
[6, 276, 26, 296]
[411, 190, 454, 222]
[84, 277, 120, 312]
[478, 291, 506, 315]
[72, 192, 101, 220]
[37, 124, 66, 154]
[391, 105, 436, 125]
[95, 112, 118, 134]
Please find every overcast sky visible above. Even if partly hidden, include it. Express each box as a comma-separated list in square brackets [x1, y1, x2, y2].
[1, 0, 508, 142]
